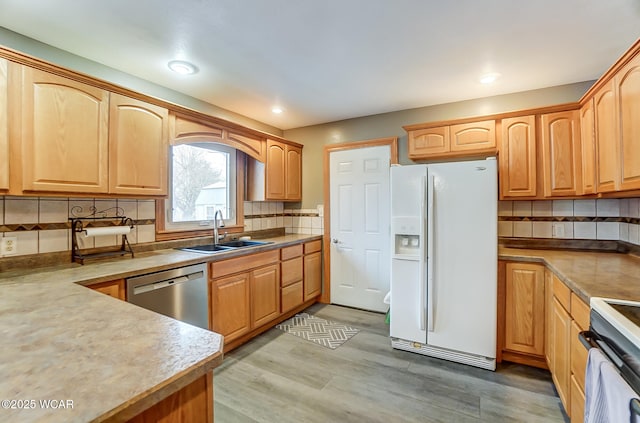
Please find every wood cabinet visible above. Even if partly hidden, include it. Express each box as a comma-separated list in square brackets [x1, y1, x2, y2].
[0, 58, 8, 191]
[499, 115, 537, 198]
[540, 110, 582, 197]
[109, 93, 168, 196]
[210, 272, 251, 343]
[618, 53, 640, 191]
[544, 269, 553, 367]
[594, 79, 619, 193]
[89, 279, 126, 301]
[281, 245, 304, 313]
[450, 120, 496, 152]
[406, 120, 496, 160]
[569, 292, 589, 423]
[408, 126, 450, 158]
[303, 240, 323, 301]
[250, 264, 280, 328]
[247, 139, 303, 202]
[128, 372, 213, 423]
[18, 65, 110, 193]
[579, 99, 596, 195]
[265, 139, 302, 201]
[504, 263, 545, 356]
[551, 295, 571, 414]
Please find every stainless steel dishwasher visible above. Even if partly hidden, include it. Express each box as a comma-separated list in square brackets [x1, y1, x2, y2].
[126, 263, 209, 330]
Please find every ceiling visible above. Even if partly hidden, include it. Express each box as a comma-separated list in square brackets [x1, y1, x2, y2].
[1, 1, 640, 130]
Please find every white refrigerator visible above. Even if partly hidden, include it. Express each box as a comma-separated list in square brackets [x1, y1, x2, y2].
[389, 158, 497, 370]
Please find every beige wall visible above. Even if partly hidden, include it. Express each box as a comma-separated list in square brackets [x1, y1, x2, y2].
[283, 82, 594, 208]
[0, 27, 283, 136]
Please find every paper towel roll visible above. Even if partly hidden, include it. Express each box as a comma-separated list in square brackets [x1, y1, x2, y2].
[83, 226, 131, 237]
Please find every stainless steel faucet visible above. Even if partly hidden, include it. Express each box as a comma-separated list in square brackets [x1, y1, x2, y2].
[213, 209, 226, 245]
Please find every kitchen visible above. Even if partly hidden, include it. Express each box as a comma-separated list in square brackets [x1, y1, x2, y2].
[1, 1, 640, 422]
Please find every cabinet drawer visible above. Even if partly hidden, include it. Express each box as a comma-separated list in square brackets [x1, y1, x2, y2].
[571, 292, 590, 331]
[281, 244, 303, 261]
[281, 281, 303, 313]
[570, 320, 588, 392]
[211, 250, 279, 278]
[281, 257, 303, 287]
[304, 240, 322, 254]
[552, 274, 571, 312]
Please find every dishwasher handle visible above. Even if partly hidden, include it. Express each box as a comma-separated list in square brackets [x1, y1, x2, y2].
[132, 275, 191, 295]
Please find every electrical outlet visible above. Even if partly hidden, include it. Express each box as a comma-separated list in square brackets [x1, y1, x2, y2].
[1, 237, 18, 256]
[552, 223, 565, 238]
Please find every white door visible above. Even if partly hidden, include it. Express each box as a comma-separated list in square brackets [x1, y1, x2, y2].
[329, 145, 390, 312]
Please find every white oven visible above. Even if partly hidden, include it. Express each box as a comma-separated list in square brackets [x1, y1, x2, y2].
[581, 297, 640, 421]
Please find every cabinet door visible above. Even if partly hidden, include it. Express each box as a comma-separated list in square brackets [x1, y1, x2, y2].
[618, 54, 640, 191]
[408, 126, 450, 158]
[20, 66, 109, 193]
[265, 140, 286, 200]
[0, 58, 8, 191]
[541, 110, 582, 197]
[450, 120, 496, 152]
[210, 273, 251, 343]
[545, 269, 553, 369]
[285, 144, 302, 201]
[109, 93, 168, 195]
[552, 297, 572, 416]
[580, 100, 597, 195]
[251, 264, 280, 328]
[504, 263, 545, 356]
[500, 115, 537, 198]
[89, 279, 125, 300]
[594, 79, 619, 192]
[304, 251, 322, 301]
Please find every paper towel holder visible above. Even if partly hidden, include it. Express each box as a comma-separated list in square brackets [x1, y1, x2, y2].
[69, 206, 135, 265]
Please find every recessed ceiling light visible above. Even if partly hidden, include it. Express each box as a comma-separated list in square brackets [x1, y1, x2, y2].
[168, 60, 198, 75]
[272, 107, 284, 114]
[479, 73, 501, 84]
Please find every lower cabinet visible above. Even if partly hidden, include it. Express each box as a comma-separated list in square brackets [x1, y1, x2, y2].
[209, 240, 323, 350]
[88, 279, 126, 301]
[502, 260, 590, 421]
[304, 241, 323, 301]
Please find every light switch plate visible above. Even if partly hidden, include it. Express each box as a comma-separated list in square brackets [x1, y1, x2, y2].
[1, 236, 18, 256]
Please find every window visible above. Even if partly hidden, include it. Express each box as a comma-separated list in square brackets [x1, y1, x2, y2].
[164, 142, 237, 231]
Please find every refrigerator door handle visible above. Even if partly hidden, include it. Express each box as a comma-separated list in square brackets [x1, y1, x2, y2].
[419, 175, 426, 331]
[427, 174, 435, 332]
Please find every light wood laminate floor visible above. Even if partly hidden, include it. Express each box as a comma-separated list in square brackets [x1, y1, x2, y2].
[214, 304, 568, 422]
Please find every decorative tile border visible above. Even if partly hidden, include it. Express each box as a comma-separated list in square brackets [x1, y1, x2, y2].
[499, 216, 640, 224]
[0, 219, 155, 233]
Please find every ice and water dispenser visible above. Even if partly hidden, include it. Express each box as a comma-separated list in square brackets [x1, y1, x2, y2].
[391, 216, 422, 258]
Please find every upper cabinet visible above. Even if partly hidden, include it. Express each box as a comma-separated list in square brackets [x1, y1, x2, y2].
[247, 139, 303, 202]
[618, 53, 640, 191]
[18, 66, 110, 193]
[499, 115, 537, 198]
[579, 100, 596, 195]
[406, 119, 496, 160]
[109, 93, 168, 196]
[594, 79, 619, 193]
[540, 110, 582, 197]
[450, 120, 496, 152]
[0, 58, 8, 191]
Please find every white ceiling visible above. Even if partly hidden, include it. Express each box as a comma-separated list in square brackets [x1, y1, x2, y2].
[1, 1, 639, 130]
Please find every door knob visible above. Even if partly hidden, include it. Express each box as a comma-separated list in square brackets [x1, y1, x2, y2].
[332, 238, 339, 244]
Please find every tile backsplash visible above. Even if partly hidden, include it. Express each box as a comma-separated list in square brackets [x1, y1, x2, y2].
[499, 198, 640, 246]
[0, 197, 325, 258]
[0, 197, 156, 257]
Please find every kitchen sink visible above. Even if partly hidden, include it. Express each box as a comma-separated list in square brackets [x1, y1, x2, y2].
[179, 244, 236, 254]
[219, 240, 272, 248]
[179, 240, 272, 254]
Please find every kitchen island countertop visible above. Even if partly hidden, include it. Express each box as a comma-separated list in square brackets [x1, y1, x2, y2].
[499, 247, 640, 304]
[0, 233, 320, 422]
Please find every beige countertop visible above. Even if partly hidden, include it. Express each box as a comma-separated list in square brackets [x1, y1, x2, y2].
[0, 234, 320, 422]
[499, 247, 640, 304]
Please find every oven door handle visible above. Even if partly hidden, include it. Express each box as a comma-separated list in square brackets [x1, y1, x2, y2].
[579, 330, 597, 349]
[632, 399, 640, 417]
